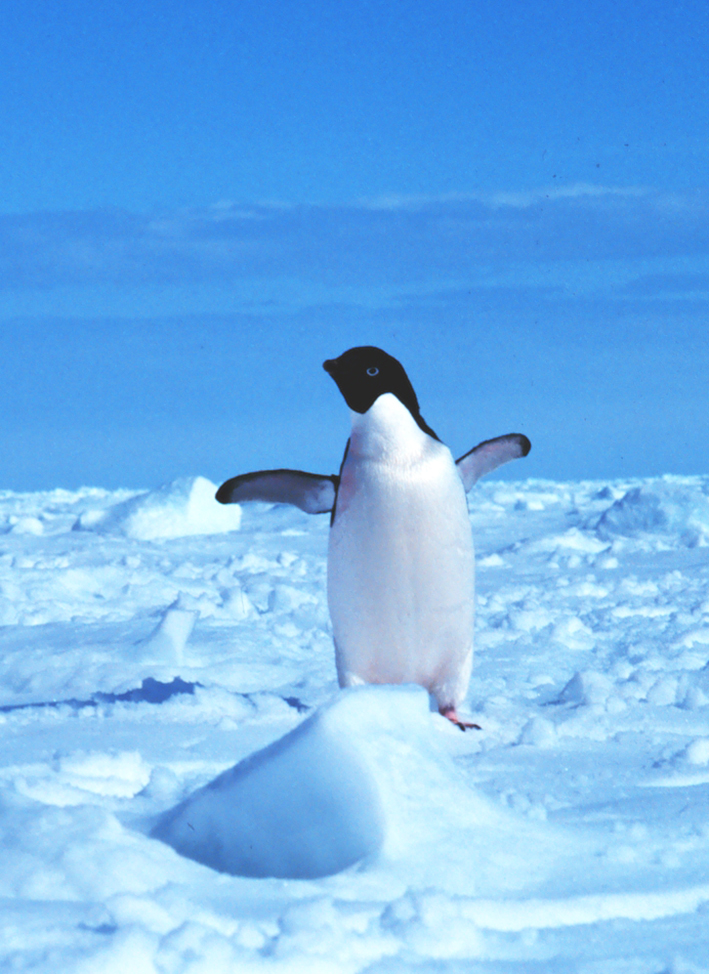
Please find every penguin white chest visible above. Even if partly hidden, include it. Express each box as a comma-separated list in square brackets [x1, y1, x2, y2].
[327, 394, 475, 710]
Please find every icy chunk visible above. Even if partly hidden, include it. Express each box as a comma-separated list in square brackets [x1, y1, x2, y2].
[558, 671, 613, 707]
[7, 516, 44, 536]
[518, 717, 558, 748]
[138, 605, 198, 664]
[596, 481, 709, 545]
[53, 750, 151, 797]
[684, 738, 709, 766]
[550, 616, 595, 650]
[646, 676, 679, 706]
[75, 476, 242, 540]
[219, 584, 252, 619]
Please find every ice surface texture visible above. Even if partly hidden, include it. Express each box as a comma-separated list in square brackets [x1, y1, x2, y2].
[74, 475, 242, 539]
[2, 476, 709, 971]
[596, 480, 709, 545]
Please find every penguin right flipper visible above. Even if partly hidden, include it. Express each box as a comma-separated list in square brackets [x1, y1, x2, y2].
[215, 469, 339, 514]
[456, 433, 531, 492]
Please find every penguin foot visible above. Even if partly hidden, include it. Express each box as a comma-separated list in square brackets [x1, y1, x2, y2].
[439, 707, 481, 732]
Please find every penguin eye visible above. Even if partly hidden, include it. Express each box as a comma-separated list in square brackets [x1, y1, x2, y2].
[366, 366, 379, 376]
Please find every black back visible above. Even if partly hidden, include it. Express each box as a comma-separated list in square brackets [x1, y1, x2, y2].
[323, 346, 439, 440]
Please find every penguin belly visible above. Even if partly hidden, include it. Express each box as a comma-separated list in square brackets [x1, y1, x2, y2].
[328, 407, 475, 712]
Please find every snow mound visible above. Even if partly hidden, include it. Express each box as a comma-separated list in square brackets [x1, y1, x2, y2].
[596, 480, 709, 545]
[152, 685, 540, 884]
[5, 516, 44, 535]
[75, 476, 242, 540]
[152, 686, 390, 879]
[137, 604, 198, 664]
[558, 670, 613, 707]
[54, 750, 151, 798]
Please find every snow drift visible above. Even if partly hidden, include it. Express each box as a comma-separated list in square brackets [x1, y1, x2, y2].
[73, 475, 242, 540]
[152, 686, 392, 878]
[596, 478, 709, 545]
[152, 684, 559, 886]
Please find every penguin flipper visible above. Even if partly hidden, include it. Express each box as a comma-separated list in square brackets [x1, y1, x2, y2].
[456, 433, 531, 492]
[215, 469, 338, 514]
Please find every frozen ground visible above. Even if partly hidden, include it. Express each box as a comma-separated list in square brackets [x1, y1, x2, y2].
[1, 473, 709, 972]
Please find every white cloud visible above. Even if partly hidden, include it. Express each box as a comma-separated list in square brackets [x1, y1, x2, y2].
[356, 183, 648, 211]
[0, 185, 707, 296]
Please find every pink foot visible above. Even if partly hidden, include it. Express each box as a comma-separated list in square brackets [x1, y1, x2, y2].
[439, 707, 481, 732]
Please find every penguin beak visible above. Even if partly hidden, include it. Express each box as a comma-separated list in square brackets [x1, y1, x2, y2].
[323, 358, 337, 375]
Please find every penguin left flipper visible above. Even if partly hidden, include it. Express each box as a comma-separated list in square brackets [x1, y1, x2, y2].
[216, 469, 339, 514]
[456, 433, 531, 492]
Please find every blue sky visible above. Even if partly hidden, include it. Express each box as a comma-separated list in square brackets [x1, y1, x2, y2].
[1, 0, 708, 489]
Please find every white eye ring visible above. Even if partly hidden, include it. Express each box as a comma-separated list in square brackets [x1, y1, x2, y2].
[366, 366, 379, 376]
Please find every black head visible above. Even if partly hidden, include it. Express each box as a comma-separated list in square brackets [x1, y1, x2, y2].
[323, 346, 439, 439]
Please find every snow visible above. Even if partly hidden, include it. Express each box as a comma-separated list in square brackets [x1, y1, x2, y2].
[2, 474, 709, 971]
[73, 476, 242, 540]
[596, 481, 709, 546]
[152, 686, 392, 880]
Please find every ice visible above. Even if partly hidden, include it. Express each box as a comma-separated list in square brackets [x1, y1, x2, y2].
[596, 478, 709, 545]
[75, 476, 242, 540]
[139, 605, 198, 665]
[152, 686, 393, 879]
[557, 670, 614, 707]
[2, 475, 709, 970]
[6, 516, 44, 536]
[152, 684, 558, 886]
[682, 738, 709, 766]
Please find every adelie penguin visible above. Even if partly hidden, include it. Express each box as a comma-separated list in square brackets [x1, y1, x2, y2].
[216, 347, 531, 729]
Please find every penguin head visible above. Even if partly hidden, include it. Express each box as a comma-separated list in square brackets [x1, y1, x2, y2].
[323, 346, 439, 439]
[323, 346, 418, 414]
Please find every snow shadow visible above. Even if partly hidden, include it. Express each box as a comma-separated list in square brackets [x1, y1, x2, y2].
[0, 676, 199, 714]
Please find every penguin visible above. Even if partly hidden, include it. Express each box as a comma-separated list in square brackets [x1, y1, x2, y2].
[216, 347, 530, 729]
